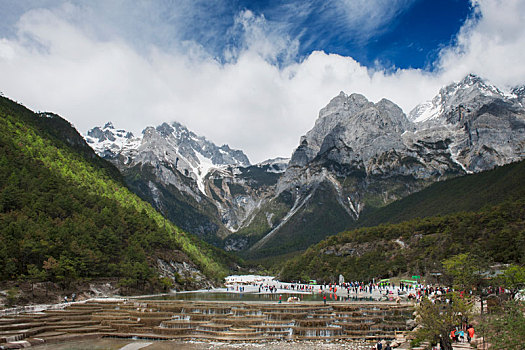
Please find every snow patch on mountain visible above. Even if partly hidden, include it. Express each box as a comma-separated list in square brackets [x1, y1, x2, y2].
[256, 157, 289, 173]
[85, 122, 141, 157]
[194, 151, 223, 194]
[84, 121, 250, 195]
[409, 74, 506, 124]
[409, 98, 444, 123]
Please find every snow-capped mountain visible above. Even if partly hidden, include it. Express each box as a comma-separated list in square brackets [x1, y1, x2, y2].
[243, 92, 463, 255]
[85, 122, 141, 159]
[84, 74, 525, 257]
[85, 121, 250, 194]
[84, 121, 275, 244]
[408, 74, 508, 124]
[237, 74, 525, 255]
[407, 74, 525, 172]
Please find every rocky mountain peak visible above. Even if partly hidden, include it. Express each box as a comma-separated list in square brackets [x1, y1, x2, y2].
[318, 92, 371, 120]
[290, 93, 411, 167]
[87, 122, 135, 141]
[81, 74, 525, 256]
[104, 121, 115, 129]
[460, 73, 483, 86]
[375, 98, 413, 133]
[290, 93, 372, 167]
[457, 73, 503, 96]
[409, 74, 509, 124]
[155, 122, 175, 137]
[406, 74, 525, 172]
[512, 85, 525, 106]
[85, 122, 139, 158]
[512, 85, 525, 96]
[85, 120, 250, 194]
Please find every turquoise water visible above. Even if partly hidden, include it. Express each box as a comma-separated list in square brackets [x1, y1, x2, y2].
[142, 292, 376, 302]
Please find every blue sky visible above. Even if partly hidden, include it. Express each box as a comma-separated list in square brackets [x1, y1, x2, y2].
[0, 0, 473, 69]
[0, 0, 524, 162]
[226, 0, 472, 70]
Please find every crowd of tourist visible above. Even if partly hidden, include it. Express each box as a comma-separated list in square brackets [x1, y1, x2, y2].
[450, 324, 475, 343]
[225, 276, 453, 303]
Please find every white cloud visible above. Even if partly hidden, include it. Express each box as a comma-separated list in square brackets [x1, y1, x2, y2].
[437, 0, 525, 89]
[332, 0, 417, 42]
[225, 10, 299, 66]
[0, 0, 524, 163]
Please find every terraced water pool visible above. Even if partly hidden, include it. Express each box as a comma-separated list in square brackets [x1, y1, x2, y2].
[142, 292, 377, 302]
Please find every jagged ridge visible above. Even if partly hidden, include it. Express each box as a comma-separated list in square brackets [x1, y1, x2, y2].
[84, 74, 525, 258]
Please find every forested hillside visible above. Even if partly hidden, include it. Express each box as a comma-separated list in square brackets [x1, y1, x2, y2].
[280, 160, 525, 282]
[280, 197, 525, 282]
[253, 160, 525, 267]
[0, 97, 232, 291]
[357, 160, 525, 228]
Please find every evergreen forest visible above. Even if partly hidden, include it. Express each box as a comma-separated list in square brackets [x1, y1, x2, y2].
[281, 196, 525, 282]
[0, 97, 233, 290]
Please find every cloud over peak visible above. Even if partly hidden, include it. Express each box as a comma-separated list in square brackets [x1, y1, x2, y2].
[0, 0, 524, 163]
